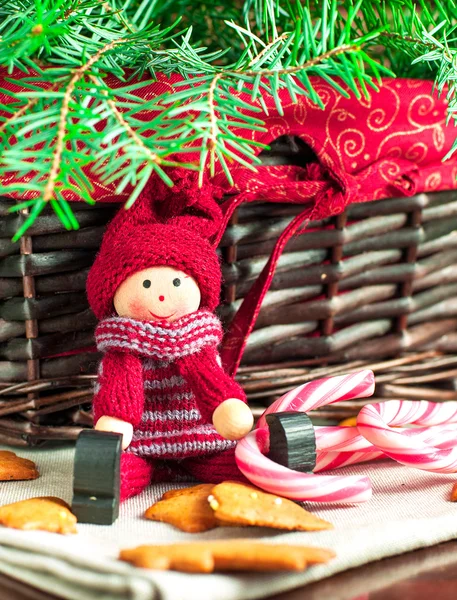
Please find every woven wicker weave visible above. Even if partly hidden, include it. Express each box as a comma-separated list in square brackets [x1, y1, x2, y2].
[1, 137, 457, 445]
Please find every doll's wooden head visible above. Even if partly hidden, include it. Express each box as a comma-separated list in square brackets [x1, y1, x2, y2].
[113, 266, 201, 322]
[86, 169, 225, 321]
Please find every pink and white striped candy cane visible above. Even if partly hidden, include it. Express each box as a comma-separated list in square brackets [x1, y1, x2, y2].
[257, 370, 375, 433]
[236, 370, 375, 503]
[314, 422, 457, 472]
[236, 428, 373, 503]
[357, 400, 457, 473]
[236, 370, 457, 502]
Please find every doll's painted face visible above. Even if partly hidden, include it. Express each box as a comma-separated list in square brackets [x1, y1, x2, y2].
[113, 266, 201, 322]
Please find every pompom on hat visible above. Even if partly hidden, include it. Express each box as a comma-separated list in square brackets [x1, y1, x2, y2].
[87, 169, 224, 319]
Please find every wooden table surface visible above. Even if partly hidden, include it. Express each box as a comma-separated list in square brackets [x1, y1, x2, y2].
[1, 539, 457, 600]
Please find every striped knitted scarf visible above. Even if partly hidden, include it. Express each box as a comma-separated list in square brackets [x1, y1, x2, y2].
[93, 310, 245, 460]
[95, 310, 223, 360]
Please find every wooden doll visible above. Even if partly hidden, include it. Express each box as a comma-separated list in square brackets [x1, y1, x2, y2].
[86, 174, 253, 500]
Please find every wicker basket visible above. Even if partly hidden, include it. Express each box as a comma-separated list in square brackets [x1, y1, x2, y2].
[1, 138, 457, 446]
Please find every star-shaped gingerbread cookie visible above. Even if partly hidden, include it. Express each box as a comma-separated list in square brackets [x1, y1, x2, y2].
[0, 497, 77, 534]
[120, 540, 335, 573]
[0, 451, 39, 481]
[145, 481, 332, 533]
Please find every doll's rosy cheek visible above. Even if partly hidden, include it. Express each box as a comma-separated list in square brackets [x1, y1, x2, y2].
[175, 297, 191, 313]
[128, 299, 148, 318]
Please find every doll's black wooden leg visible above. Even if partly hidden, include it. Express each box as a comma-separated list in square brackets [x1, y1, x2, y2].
[265, 412, 316, 473]
[71, 430, 122, 525]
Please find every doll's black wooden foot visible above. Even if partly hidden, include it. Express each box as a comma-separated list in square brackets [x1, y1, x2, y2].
[71, 430, 122, 525]
[266, 412, 316, 473]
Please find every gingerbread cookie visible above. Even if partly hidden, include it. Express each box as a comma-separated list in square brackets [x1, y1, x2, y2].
[161, 483, 215, 501]
[0, 451, 39, 481]
[145, 484, 217, 533]
[145, 481, 332, 533]
[120, 540, 335, 573]
[0, 497, 77, 534]
[451, 482, 457, 502]
[209, 481, 332, 531]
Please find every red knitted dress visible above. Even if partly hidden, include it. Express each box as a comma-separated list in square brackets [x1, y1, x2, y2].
[93, 310, 247, 499]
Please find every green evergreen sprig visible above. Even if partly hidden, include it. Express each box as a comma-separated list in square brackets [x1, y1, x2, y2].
[0, 1, 456, 238]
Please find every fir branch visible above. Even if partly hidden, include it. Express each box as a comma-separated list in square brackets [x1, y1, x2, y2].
[240, 43, 357, 77]
[97, 1, 137, 33]
[2, 0, 457, 238]
[43, 39, 124, 203]
[0, 96, 40, 135]
[208, 72, 224, 152]
[88, 73, 161, 166]
[0, 79, 62, 136]
[382, 32, 429, 46]
[247, 31, 289, 67]
[205, 41, 358, 165]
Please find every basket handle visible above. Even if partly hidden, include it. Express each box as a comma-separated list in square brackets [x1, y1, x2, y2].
[219, 159, 418, 377]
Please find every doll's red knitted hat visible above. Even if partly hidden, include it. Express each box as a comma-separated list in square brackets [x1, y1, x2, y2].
[87, 170, 224, 319]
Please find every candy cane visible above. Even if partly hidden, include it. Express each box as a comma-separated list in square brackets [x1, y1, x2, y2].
[357, 400, 457, 473]
[257, 370, 375, 432]
[236, 370, 457, 503]
[314, 419, 457, 455]
[236, 428, 373, 503]
[237, 417, 457, 502]
[236, 370, 375, 503]
[314, 422, 457, 471]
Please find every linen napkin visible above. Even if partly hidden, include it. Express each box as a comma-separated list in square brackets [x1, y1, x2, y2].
[1, 444, 457, 600]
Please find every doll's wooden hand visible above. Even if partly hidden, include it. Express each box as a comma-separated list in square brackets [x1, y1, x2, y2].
[94, 416, 133, 451]
[212, 399, 254, 441]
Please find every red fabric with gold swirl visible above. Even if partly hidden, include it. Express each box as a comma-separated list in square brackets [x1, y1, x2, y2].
[1, 71, 456, 203]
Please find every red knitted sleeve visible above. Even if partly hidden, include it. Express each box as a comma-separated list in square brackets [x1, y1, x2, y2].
[176, 347, 247, 424]
[93, 351, 145, 428]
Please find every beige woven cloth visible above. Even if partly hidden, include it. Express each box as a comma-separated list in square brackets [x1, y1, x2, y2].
[1, 444, 457, 600]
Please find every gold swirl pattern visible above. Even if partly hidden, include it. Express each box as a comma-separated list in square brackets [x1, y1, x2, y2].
[378, 159, 402, 183]
[405, 142, 428, 164]
[407, 95, 441, 128]
[424, 172, 442, 190]
[433, 125, 445, 152]
[366, 85, 400, 131]
[336, 128, 366, 159]
[385, 146, 403, 159]
[293, 102, 307, 125]
[405, 79, 426, 89]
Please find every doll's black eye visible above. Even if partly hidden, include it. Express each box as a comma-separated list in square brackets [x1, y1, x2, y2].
[143, 280, 151, 289]
[173, 278, 181, 287]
